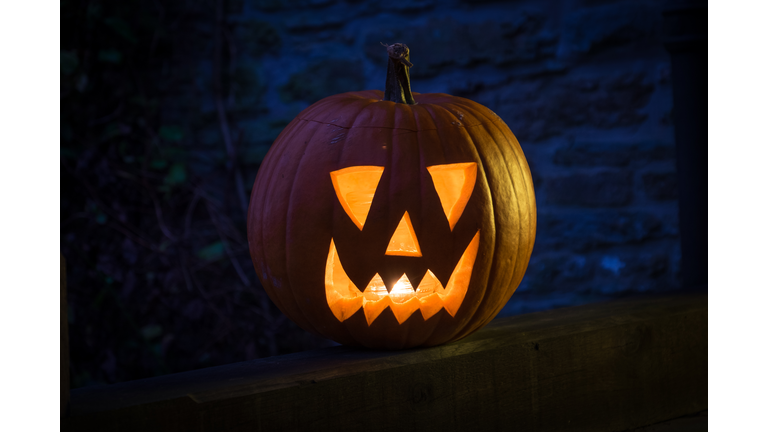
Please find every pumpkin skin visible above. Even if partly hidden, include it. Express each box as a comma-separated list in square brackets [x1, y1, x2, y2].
[247, 89, 536, 349]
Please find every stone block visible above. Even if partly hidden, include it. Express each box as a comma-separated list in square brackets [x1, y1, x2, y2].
[253, 0, 336, 11]
[491, 72, 654, 142]
[285, 12, 348, 33]
[625, 253, 669, 280]
[279, 59, 365, 103]
[536, 210, 665, 252]
[363, 0, 434, 12]
[236, 21, 281, 57]
[363, 14, 556, 79]
[230, 65, 267, 115]
[521, 253, 593, 294]
[553, 141, 676, 167]
[557, 2, 660, 58]
[593, 251, 675, 294]
[546, 171, 632, 207]
[642, 171, 678, 201]
[520, 247, 676, 297]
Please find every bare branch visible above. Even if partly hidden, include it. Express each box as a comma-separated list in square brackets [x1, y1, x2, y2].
[205, 199, 252, 288]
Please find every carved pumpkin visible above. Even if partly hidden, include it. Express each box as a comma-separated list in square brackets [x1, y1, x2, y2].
[247, 44, 536, 349]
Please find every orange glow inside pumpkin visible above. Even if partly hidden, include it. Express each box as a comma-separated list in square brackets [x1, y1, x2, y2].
[385, 211, 421, 257]
[325, 231, 481, 325]
[330, 166, 385, 230]
[426, 162, 477, 230]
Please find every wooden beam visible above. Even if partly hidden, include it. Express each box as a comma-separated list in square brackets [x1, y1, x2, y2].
[64, 294, 707, 432]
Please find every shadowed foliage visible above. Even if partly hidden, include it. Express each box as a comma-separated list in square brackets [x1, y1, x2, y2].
[61, 0, 333, 388]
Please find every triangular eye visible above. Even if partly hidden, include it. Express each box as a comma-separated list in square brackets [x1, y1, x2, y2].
[330, 166, 385, 230]
[426, 162, 477, 230]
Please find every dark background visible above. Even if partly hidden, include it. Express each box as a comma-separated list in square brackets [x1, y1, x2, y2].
[61, 0, 684, 388]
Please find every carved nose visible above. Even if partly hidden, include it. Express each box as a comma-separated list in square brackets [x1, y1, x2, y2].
[385, 211, 421, 257]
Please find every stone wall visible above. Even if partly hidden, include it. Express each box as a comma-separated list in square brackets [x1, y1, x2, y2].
[226, 0, 680, 314]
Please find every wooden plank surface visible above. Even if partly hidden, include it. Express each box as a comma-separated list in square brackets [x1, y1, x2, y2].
[64, 293, 707, 432]
[631, 410, 707, 431]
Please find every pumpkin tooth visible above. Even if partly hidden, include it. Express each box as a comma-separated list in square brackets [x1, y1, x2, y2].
[417, 293, 444, 321]
[362, 295, 392, 325]
[389, 274, 415, 303]
[333, 297, 364, 322]
[416, 271, 445, 320]
[390, 297, 421, 324]
[361, 274, 390, 325]
[415, 270, 445, 295]
[362, 273, 387, 299]
[388, 274, 419, 323]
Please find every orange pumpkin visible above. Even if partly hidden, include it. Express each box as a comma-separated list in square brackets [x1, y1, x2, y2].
[247, 44, 536, 349]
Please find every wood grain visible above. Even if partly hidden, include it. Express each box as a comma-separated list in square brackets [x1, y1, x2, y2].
[64, 293, 707, 432]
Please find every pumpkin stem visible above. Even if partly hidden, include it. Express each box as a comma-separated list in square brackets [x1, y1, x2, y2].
[382, 43, 416, 105]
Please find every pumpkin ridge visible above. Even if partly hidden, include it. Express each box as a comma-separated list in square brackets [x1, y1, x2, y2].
[393, 120, 418, 349]
[333, 97, 381, 259]
[253, 120, 318, 331]
[418, 103, 454, 280]
[452, 103, 523, 334]
[284, 120, 340, 338]
[296, 96, 344, 124]
[411, 101, 438, 132]
[414, 96, 483, 125]
[459, 120, 523, 339]
[249, 156, 286, 315]
[469, 107, 535, 256]
[413, 103, 450, 351]
[453, 105, 535, 338]
[332, 101, 389, 344]
[416, 102, 494, 345]
[494, 125, 536, 264]
[449, 123, 498, 341]
[480, 117, 536, 327]
[274, 121, 335, 335]
[454, 102, 535, 252]
[449, 103, 506, 341]
[447, 100, 507, 124]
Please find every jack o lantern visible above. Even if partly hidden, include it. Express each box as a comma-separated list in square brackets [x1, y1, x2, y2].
[247, 44, 536, 349]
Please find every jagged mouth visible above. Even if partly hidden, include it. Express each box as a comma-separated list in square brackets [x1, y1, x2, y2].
[325, 231, 480, 325]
